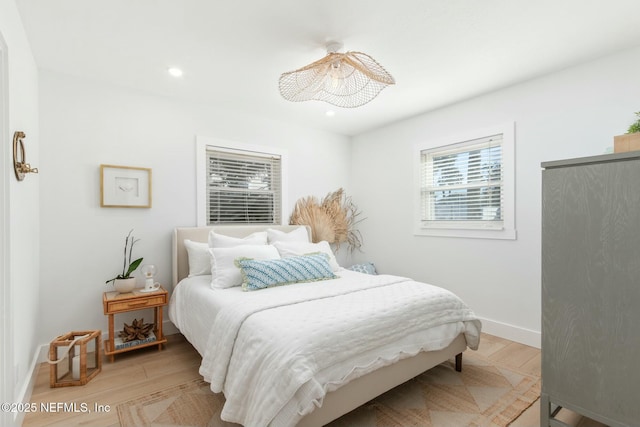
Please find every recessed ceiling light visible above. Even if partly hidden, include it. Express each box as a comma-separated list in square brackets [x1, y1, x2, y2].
[168, 67, 183, 77]
[325, 110, 336, 117]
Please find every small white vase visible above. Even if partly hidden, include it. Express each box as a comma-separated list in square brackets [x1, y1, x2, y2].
[113, 277, 136, 294]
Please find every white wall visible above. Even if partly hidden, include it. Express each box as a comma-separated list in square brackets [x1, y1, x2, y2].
[350, 45, 640, 347]
[0, 0, 39, 424]
[37, 70, 351, 345]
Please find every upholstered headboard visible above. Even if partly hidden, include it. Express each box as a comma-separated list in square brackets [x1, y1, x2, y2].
[172, 225, 312, 286]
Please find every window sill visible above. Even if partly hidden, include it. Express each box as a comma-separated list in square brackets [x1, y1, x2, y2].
[414, 227, 517, 240]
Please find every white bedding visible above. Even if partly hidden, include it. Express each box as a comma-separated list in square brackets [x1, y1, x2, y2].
[169, 268, 481, 427]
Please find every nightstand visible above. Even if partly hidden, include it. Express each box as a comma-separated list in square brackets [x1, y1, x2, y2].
[102, 287, 168, 362]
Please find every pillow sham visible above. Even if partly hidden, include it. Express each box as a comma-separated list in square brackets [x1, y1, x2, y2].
[208, 230, 268, 248]
[348, 262, 378, 275]
[210, 244, 280, 289]
[184, 239, 211, 277]
[267, 227, 310, 244]
[236, 253, 337, 291]
[272, 240, 340, 271]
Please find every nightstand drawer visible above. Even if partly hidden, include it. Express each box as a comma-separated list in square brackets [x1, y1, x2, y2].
[106, 295, 166, 313]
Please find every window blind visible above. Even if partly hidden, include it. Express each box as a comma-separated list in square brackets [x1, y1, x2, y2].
[420, 134, 503, 229]
[206, 147, 282, 225]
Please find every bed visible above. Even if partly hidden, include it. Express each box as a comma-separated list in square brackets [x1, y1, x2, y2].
[168, 225, 481, 427]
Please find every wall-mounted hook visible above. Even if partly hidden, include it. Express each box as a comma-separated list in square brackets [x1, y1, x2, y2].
[13, 131, 38, 181]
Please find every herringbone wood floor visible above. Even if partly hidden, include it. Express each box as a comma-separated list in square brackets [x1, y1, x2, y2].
[23, 333, 605, 427]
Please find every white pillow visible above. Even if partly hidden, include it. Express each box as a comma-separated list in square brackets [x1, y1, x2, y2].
[267, 227, 310, 244]
[210, 244, 280, 289]
[208, 230, 268, 248]
[184, 239, 211, 277]
[272, 240, 340, 271]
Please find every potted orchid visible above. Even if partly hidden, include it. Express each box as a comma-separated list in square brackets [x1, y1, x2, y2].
[105, 230, 143, 293]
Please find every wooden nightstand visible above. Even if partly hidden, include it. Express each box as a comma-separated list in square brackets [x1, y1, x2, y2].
[102, 287, 168, 362]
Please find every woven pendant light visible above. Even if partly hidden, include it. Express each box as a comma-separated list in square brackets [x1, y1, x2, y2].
[279, 43, 395, 108]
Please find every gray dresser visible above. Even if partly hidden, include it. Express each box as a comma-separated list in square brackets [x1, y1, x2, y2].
[541, 152, 640, 427]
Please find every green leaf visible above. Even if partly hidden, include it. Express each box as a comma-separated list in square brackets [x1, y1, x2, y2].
[627, 111, 640, 134]
[125, 257, 143, 277]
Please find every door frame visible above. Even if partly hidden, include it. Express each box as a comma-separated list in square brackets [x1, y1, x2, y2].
[0, 30, 14, 427]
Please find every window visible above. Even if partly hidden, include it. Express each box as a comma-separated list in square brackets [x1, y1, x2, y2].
[196, 137, 286, 226]
[415, 123, 516, 239]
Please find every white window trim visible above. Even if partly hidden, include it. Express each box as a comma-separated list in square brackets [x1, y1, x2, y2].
[196, 136, 288, 226]
[413, 122, 516, 240]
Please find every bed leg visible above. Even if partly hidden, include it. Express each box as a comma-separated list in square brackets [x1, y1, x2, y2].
[455, 353, 462, 372]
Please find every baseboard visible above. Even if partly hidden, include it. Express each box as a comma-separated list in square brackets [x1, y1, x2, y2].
[163, 319, 179, 336]
[478, 317, 541, 349]
[13, 345, 40, 427]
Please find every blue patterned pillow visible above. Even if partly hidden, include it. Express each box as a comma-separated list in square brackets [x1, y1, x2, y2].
[236, 253, 337, 291]
[348, 262, 377, 275]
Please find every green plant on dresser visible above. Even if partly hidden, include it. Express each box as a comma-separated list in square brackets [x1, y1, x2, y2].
[614, 111, 640, 153]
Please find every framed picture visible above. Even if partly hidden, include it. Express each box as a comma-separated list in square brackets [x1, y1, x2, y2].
[100, 164, 152, 208]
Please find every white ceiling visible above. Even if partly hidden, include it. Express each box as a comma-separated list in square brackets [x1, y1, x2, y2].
[15, 0, 640, 136]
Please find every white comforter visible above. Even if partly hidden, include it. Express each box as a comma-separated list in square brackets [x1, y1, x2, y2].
[170, 270, 481, 427]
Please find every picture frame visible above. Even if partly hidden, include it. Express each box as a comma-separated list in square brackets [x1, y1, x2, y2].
[100, 164, 152, 208]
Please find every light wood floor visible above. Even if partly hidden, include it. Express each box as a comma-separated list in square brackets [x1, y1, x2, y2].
[23, 333, 606, 427]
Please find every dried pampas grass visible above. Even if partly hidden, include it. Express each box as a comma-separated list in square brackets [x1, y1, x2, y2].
[290, 188, 363, 252]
